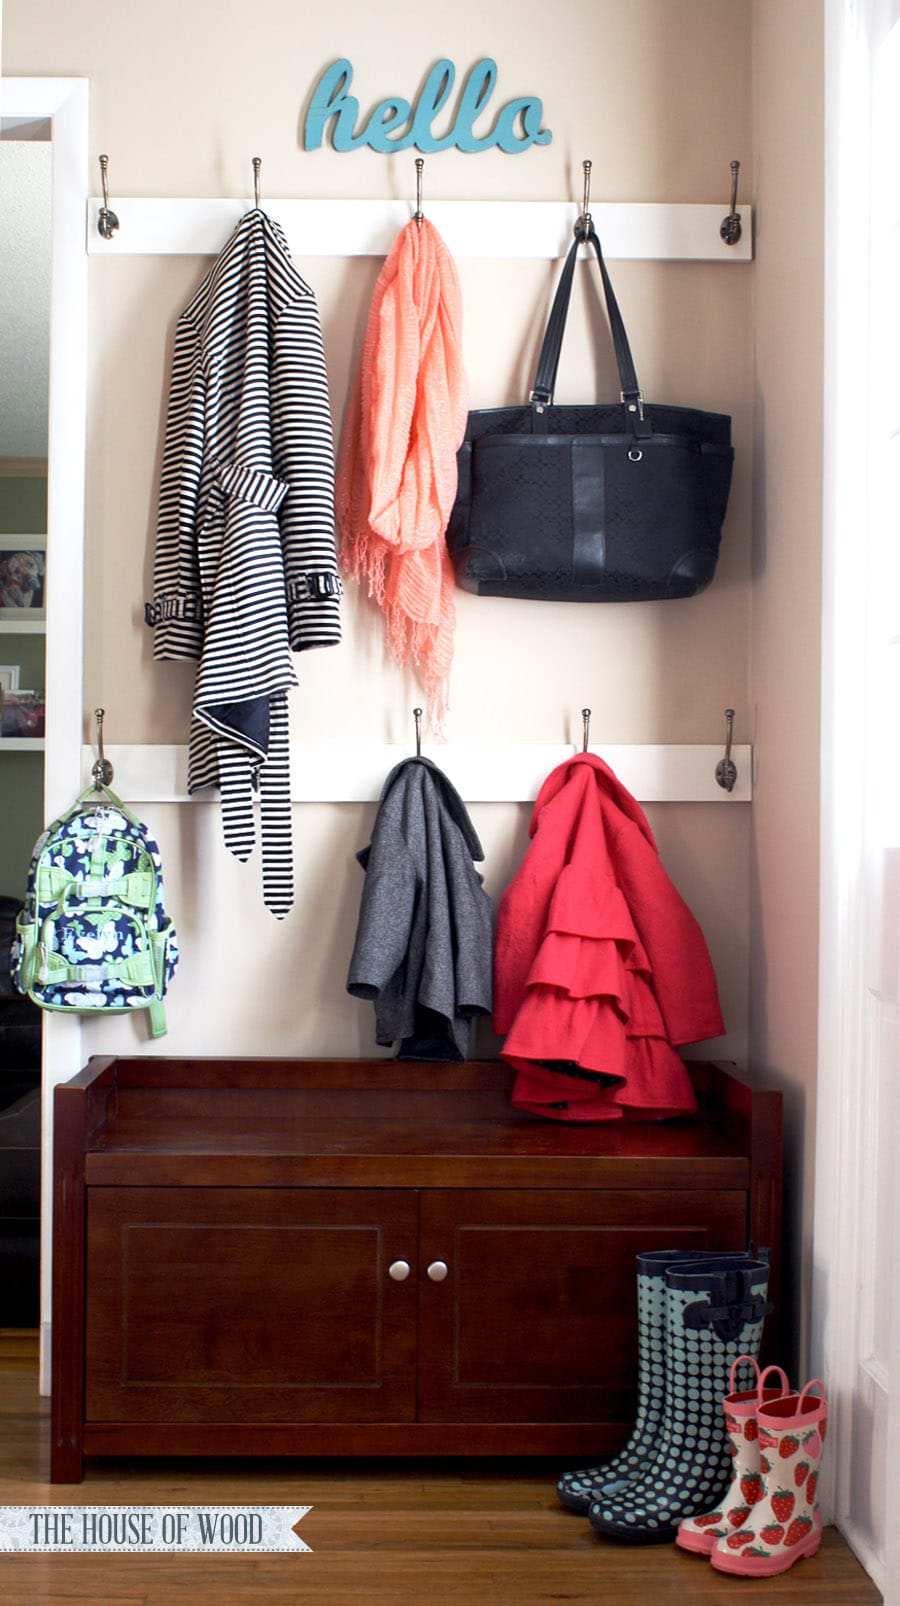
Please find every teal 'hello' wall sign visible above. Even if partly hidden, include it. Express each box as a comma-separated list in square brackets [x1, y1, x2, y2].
[304, 59, 552, 154]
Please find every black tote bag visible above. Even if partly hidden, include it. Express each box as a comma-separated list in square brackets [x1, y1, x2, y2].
[446, 223, 734, 602]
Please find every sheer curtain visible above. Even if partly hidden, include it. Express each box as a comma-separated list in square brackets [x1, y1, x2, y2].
[814, 1, 900, 1596]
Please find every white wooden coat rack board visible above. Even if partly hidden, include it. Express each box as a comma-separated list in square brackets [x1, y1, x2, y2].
[86, 154, 753, 260]
[86, 197, 753, 260]
[80, 730, 753, 806]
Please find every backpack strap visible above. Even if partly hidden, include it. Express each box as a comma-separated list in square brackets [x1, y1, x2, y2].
[148, 926, 171, 1039]
[13, 912, 39, 992]
[38, 866, 155, 910]
[75, 782, 143, 828]
[38, 947, 158, 988]
[147, 997, 167, 1038]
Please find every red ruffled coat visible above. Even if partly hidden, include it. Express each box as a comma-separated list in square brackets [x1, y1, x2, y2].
[494, 754, 724, 1121]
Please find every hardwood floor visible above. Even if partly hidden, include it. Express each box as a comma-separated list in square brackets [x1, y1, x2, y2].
[0, 1343, 881, 1606]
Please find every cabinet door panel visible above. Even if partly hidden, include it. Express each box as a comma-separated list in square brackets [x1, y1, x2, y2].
[85, 1188, 417, 1422]
[417, 1189, 746, 1423]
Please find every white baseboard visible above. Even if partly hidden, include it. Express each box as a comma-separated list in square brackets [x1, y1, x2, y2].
[39, 1320, 51, 1397]
[834, 1517, 885, 1598]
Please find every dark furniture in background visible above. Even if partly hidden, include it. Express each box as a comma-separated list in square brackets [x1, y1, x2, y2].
[52, 1055, 783, 1483]
[0, 895, 40, 1327]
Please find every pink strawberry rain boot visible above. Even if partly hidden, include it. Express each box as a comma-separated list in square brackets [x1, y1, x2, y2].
[710, 1377, 827, 1577]
[676, 1358, 789, 1556]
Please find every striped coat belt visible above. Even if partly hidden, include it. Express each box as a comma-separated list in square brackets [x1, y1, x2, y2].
[145, 208, 342, 917]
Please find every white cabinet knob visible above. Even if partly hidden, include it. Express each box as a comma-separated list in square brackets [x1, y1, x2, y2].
[388, 1259, 411, 1282]
[426, 1259, 449, 1282]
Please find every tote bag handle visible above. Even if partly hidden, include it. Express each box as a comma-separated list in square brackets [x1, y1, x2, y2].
[530, 223, 645, 425]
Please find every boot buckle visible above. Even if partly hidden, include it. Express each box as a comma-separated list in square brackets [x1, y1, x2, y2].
[683, 1294, 774, 1342]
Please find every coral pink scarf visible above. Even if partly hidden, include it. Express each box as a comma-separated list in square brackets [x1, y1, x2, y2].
[336, 218, 467, 730]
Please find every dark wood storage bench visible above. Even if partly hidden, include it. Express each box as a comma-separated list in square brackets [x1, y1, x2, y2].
[51, 1056, 782, 1483]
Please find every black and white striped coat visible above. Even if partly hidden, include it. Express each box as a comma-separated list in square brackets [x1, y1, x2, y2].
[145, 208, 342, 916]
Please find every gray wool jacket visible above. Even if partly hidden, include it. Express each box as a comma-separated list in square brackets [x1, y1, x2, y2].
[347, 757, 493, 1061]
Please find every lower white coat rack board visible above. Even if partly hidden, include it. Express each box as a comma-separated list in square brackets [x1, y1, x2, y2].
[79, 744, 752, 805]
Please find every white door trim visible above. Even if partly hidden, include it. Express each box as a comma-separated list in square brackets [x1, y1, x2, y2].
[813, 2, 899, 1595]
[2, 77, 89, 1394]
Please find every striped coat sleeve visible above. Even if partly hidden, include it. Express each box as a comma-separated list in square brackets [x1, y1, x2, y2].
[272, 286, 343, 652]
[145, 311, 206, 659]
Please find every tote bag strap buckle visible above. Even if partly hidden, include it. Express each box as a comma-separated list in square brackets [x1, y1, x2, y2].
[622, 390, 651, 438]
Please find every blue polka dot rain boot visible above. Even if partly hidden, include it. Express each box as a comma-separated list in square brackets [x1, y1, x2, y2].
[556, 1246, 769, 1515]
[587, 1256, 772, 1543]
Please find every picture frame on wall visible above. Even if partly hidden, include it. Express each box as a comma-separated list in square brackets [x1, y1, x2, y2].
[0, 665, 21, 694]
[0, 536, 46, 619]
[0, 689, 45, 738]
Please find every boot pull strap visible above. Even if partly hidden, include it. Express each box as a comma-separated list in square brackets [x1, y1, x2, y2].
[729, 1353, 761, 1394]
[756, 1364, 790, 1403]
[798, 1377, 826, 1411]
[746, 1242, 773, 1266]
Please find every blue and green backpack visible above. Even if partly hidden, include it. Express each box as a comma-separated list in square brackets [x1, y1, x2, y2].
[11, 785, 178, 1038]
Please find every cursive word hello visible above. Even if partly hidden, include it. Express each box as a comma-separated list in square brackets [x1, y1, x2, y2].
[304, 58, 552, 154]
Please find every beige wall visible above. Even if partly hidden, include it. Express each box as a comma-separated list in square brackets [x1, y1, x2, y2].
[749, 0, 824, 1371]
[4, 5, 759, 1068]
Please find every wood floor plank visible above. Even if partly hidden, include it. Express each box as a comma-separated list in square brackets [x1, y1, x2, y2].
[0, 1363, 881, 1605]
[0, 1330, 39, 1371]
[0, 1597, 146, 1605]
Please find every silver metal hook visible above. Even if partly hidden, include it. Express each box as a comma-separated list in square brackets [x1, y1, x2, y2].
[252, 157, 262, 210]
[581, 708, 591, 753]
[715, 707, 737, 792]
[413, 707, 423, 757]
[720, 159, 742, 246]
[414, 158, 424, 228]
[576, 158, 593, 240]
[92, 707, 114, 790]
[97, 154, 120, 240]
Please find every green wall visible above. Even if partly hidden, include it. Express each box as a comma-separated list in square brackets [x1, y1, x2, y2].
[0, 476, 46, 533]
[0, 473, 47, 900]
